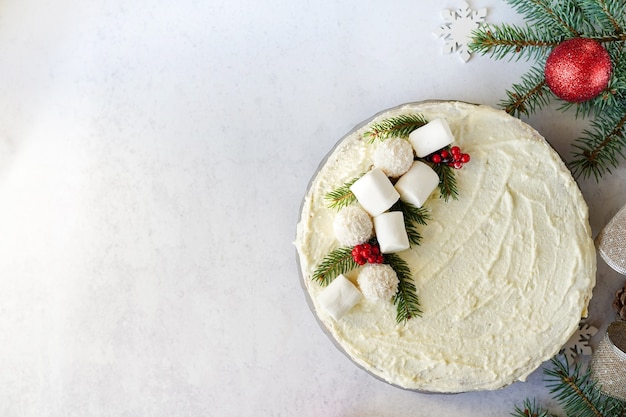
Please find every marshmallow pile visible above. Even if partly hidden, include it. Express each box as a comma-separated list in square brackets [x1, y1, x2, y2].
[318, 117, 456, 320]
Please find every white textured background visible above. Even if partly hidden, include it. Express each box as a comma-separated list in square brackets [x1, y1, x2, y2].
[0, 1, 623, 416]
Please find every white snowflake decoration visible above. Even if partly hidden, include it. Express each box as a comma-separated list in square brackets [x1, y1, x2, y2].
[434, 1, 487, 63]
[561, 321, 598, 363]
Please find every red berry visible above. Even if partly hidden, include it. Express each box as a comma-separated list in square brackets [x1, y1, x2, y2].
[452, 161, 463, 169]
[431, 154, 442, 163]
[367, 256, 377, 263]
[461, 153, 470, 163]
[376, 255, 384, 263]
[450, 146, 461, 156]
[440, 150, 450, 159]
[371, 246, 380, 255]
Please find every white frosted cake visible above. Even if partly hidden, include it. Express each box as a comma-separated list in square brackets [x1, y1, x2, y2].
[295, 101, 596, 393]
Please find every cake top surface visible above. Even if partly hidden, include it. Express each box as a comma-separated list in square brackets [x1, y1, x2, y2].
[295, 101, 596, 393]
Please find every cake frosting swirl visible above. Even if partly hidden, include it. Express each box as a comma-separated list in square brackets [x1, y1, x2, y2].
[295, 101, 596, 393]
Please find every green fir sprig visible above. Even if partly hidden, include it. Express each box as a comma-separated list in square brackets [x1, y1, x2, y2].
[431, 161, 459, 201]
[510, 356, 626, 417]
[324, 174, 363, 210]
[363, 114, 428, 142]
[570, 107, 626, 180]
[385, 253, 422, 324]
[511, 399, 557, 417]
[392, 200, 430, 246]
[312, 246, 357, 287]
[501, 64, 551, 117]
[469, 0, 626, 180]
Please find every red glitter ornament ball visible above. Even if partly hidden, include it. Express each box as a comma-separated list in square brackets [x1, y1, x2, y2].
[544, 38, 612, 103]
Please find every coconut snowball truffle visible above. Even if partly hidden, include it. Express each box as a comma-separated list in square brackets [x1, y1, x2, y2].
[333, 205, 374, 246]
[357, 263, 399, 301]
[373, 137, 414, 178]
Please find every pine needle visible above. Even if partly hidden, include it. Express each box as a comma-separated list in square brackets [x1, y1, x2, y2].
[385, 253, 422, 324]
[431, 162, 459, 201]
[469, 24, 561, 61]
[501, 64, 552, 117]
[505, 0, 584, 36]
[511, 399, 556, 417]
[363, 114, 428, 142]
[324, 174, 363, 210]
[392, 201, 430, 246]
[312, 246, 357, 287]
[569, 110, 626, 181]
[544, 356, 626, 417]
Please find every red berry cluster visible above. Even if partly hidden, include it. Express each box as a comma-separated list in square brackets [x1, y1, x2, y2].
[351, 242, 384, 265]
[429, 146, 470, 169]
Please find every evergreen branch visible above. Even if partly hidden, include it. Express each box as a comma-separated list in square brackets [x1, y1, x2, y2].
[385, 253, 422, 324]
[511, 399, 556, 417]
[392, 200, 431, 246]
[544, 356, 626, 417]
[363, 114, 428, 142]
[430, 161, 458, 201]
[578, 0, 626, 34]
[505, 0, 583, 36]
[393, 200, 430, 225]
[312, 246, 358, 287]
[324, 174, 363, 210]
[501, 64, 552, 117]
[592, 33, 626, 43]
[469, 24, 562, 61]
[569, 109, 626, 181]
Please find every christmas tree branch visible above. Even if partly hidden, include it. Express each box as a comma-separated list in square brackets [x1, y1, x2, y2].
[363, 114, 427, 142]
[392, 200, 430, 246]
[324, 174, 363, 210]
[569, 110, 626, 180]
[506, 0, 583, 37]
[430, 158, 458, 201]
[544, 356, 626, 417]
[469, 24, 561, 61]
[385, 253, 422, 324]
[593, 33, 626, 43]
[312, 246, 358, 286]
[579, 0, 625, 34]
[501, 65, 552, 117]
[511, 399, 557, 417]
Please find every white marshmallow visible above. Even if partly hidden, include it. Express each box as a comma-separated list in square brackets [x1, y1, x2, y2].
[317, 274, 362, 320]
[373, 211, 410, 253]
[394, 161, 440, 208]
[408, 118, 455, 157]
[349, 168, 400, 216]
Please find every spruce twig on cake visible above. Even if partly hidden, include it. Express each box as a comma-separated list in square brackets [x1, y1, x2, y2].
[431, 162, 459, 201]
[468, 0, 626, 180]
[363, 114, 428, 142]
[312, 247, 357, 286]
[324, 174, 362, 210]
[392, 200, 430, 245]
[385, 253, 422, 324]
